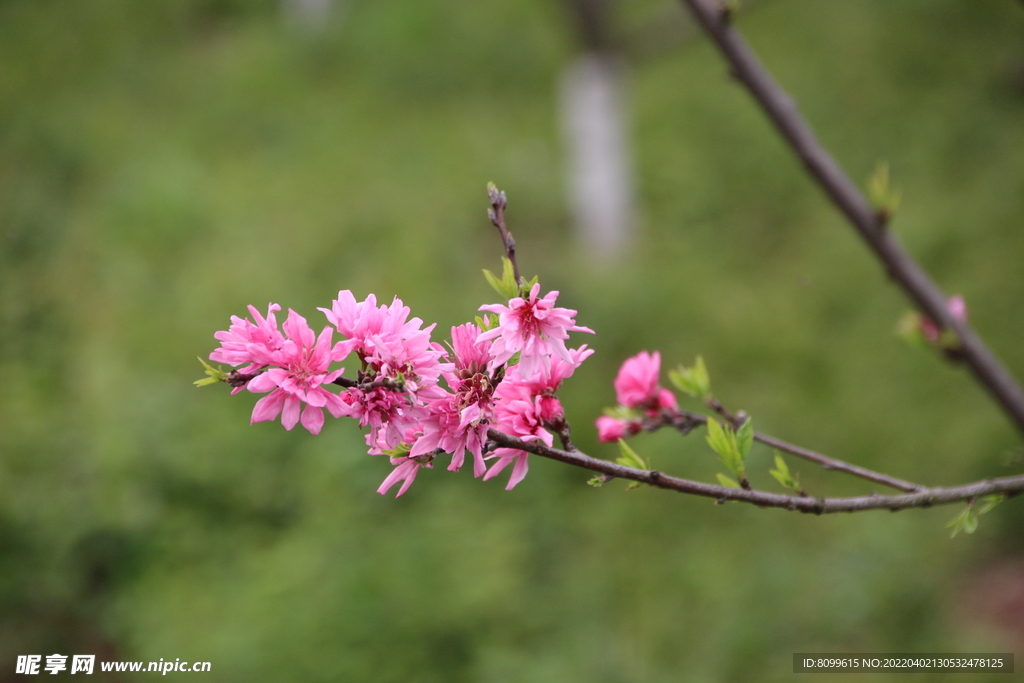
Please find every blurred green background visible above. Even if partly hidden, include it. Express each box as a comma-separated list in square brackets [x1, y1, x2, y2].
[2, 0, 1024, 680]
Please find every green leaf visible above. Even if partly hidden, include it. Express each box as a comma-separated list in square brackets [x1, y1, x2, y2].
[705, 417, 743, 478]
[483, 257, 519, 300]
[867, 160, 901, 217]
[194, 357, 228, 387]
[735, 417, 753, 460]
[896, 311, 927, 348]
[668, 356, 711, 399]
[587, 475, 605, 487]
[716, 473, 740, 489]
[474, 314, 497, 331]
[769, 452, 801, 491]
[615, 439, 648, 470]
[946, 509, 967, 537]
[382, 443, 412, 458]
[978, 494, 1005, 515]
[946, 506, 980, 538]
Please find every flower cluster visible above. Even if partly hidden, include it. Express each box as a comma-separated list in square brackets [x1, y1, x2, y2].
[207, 287, 593, 495]
[595, 350, 677, 442]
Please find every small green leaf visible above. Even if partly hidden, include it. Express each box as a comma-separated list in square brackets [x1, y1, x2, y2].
[669, 356, 711, 399]
[474, 314, 498, 331]
[946, 506, 979, 538]
[194, 357, 229, 387]
[483, 258, 520, 300]
[716, 473, 740, 489]
[705, 417, 743, 479]
[500, 257, 517, 292]
[382, 443, 412, 458]
[769, 452, 801, 491]
[867, 161, 901, 218]
[587, 475, 605, 487]
[896, 311, 927, 348]
[705, 417, 730, 458]
[735, 417, 753, 461]
[483, 269, 513, 300]
[616, 439, 648, 470]
[520, 274, 539, 296]
[978, 494, 1005, 515]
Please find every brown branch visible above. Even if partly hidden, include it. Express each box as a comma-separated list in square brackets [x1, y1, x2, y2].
[653, 409, 925, 492]
[331, 376, 405, 392]
[677, 0, 1024, 436]
[704, 396, 742, 427]
[486, 183, 522, 285]
[487, 428, 1021, 513]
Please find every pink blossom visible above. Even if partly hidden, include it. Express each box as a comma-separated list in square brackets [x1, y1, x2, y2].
[595, 415, 642, 443]
[322, 291, 448, 451]
[515, 345, 594, 396]
[483, 373, 557, 490]
[446, 322, 493, 379]
[245, 309, 349, 434]
[319, 291, 428, 363]
[377, 455, 431, 497]
[613, 350, 677, 412]
[478, 284, 593, 379]
[210, 303, 286, 386]
[920, 295, 968, 343]
[482, 448, 531, 491]
[409, 324, 498, 476]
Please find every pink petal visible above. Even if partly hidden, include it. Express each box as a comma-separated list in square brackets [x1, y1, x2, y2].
[300, 404, 325, 434]
[483, 456, 512, 482]
[251, 389, 286, 424]
[247, 371, 280, 394]
[323, 391, 351, 419]
[281, 395, 302, 430]
[506, 454, 530, 490]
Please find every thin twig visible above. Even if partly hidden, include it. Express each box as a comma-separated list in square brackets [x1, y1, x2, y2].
[331, 376, 405, 392]
[704, 397, 741, 426]
[486, 183, 522, 284]
[653, 410, 924, 492]
[677, 0, 1024, 435]
[487, 428, 1020, 514]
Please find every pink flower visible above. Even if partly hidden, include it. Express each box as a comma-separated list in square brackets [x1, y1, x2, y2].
[245, 309, 350, 434]
[321, 291, 448, 451]
[319, 291, 428, 363]
[210, 303, 286, 382]
[478, 284, 593, 379]
[446, 322, 493, 379]
[483, 373, 558, 490]
[377, 455, 431, 497]
[515, 345, 594, 396]
[482, 448, 531, 491]
[920, 295, 968, 343]
[409, 324, 498, 477]
[613, 351, 677, 412]
[595, 415, 641, 442]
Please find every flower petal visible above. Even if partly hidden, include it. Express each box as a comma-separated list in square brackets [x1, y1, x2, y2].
[281, 395, 302, 430]
[300, 404, 325, 435]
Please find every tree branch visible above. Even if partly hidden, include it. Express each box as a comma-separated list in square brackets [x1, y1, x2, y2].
[677, 0, 1024, 436]
[486, 183, 521, 284]
[650, 409, 925, 492]
[487, 428, 1021, 513]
